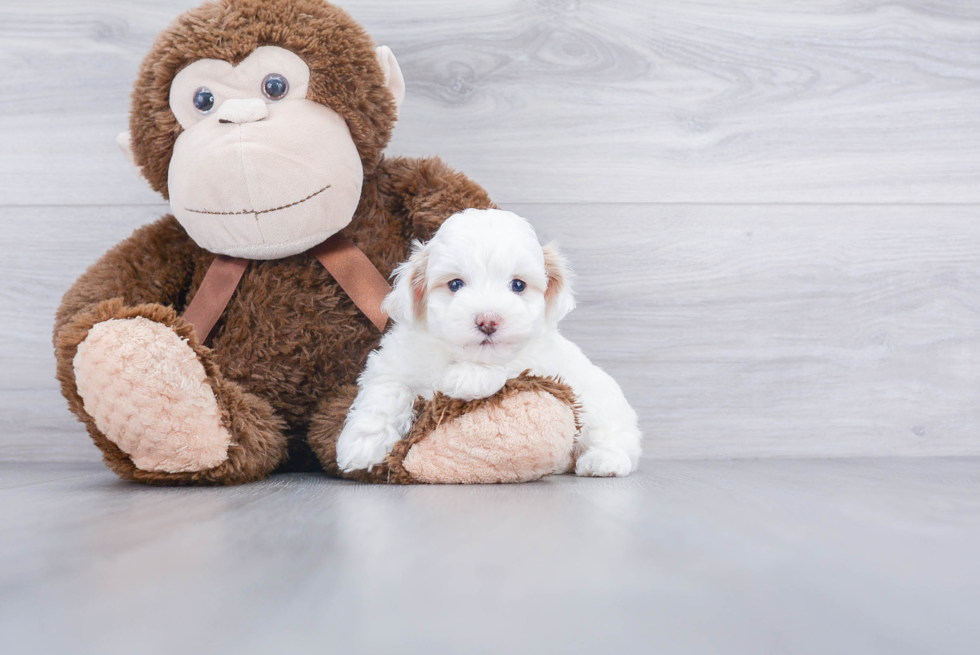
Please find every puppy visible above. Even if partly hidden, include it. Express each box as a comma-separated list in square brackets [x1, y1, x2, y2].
[336, 208, 642, 477]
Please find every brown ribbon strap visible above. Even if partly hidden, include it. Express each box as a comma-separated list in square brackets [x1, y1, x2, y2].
[312, 234, 391, 332]
[181, 235, 390, 342]
[181, 255, 250, 342]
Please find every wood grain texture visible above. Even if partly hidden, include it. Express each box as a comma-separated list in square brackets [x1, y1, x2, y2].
[2, 458, 979, 654]
[2, 0, 978, 461]
[3, 203, 978, 461]
[2, 0, 980, 205]
[526, 203, 980, 459]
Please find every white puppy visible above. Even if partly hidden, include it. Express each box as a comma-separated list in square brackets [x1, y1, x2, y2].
[336, 208, 642, 477]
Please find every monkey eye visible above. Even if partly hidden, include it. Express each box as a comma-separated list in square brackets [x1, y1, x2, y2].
[448, 279, 465, 293]
[193, 87, 215, 113]
[510, 279, 527, 293]
[262, 74, 289, 100]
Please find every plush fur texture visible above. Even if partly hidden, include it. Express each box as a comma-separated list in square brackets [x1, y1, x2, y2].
[401, 387, 576, 484]
[336, 209, 643, 477]
[53, 0, 496, 485]
[131, 0, 397, 195]
[56, 299, 288, 485]
[165, 45, 371, 259]
[308, 374, 579, 484]
[73, 317, 231, 473]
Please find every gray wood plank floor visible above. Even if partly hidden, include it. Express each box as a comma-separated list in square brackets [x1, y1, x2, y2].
[3, 458, 979, 655]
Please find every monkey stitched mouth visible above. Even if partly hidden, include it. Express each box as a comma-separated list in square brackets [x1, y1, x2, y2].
[184, 184, 331, 217]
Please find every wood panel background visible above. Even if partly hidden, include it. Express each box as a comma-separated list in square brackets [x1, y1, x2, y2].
[2, 0, 979, 461]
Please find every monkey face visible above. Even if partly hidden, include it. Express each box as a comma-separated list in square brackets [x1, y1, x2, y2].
[166, 46, 364, 259]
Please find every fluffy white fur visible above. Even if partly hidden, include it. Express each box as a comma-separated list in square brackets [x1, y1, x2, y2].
[336, 208, 642, 477]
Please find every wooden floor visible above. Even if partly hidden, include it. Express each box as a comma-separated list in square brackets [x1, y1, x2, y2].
[3, 1, 980, 652]
[3, 458, 979, 655]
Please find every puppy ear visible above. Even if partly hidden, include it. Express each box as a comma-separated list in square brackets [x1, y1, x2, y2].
[542, 241, 576, 324]
[383, 241, 429, 324]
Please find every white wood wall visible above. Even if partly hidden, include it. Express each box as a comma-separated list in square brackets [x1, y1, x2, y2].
[2, 0, 979, 461]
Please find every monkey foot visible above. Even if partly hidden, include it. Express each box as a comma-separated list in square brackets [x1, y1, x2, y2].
[73, 316, 231, 473]
[400, 384, 577, 484]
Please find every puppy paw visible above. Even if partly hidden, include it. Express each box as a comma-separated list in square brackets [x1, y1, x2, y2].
[336, 417, 402, 472]
[575, 446, 636, 478]
[436, 363, 508, 401]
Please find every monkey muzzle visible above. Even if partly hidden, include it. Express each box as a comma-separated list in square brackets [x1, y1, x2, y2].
[167, 99, 364, 260]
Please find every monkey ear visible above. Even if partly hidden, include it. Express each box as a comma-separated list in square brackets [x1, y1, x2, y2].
[116, 131, 147, 181]
[542, 242, 576, 324]
[375, 46, 406, 115]
[382, 241, 429, 324]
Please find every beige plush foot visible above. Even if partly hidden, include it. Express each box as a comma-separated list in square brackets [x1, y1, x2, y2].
[402, 389, 576, 484]
[73, 317, 231, 473]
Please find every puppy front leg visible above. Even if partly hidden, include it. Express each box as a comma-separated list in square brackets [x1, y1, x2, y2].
[553, 338, 642, 477]
[435, 362, 508, 401]
[336, 378, 417, 472]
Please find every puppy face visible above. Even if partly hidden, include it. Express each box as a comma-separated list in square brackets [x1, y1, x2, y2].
[384, 209, 575, 364]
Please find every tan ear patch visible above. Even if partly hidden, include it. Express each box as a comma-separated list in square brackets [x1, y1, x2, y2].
[542, 243, 567, 307]
[410, 248, 429, 321]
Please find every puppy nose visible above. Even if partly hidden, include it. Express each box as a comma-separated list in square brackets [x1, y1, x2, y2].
[215, 98, 269, 124]
[475, 313, 500, 336]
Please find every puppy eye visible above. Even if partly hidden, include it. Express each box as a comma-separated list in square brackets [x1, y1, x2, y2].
[262, 74, 289, 100]
[448, 279, 465, 293]
[510, 279, 526, 293]
[193, 87, 215, 113]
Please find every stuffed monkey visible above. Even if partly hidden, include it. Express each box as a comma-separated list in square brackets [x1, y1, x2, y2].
[53, 0, 578, 485]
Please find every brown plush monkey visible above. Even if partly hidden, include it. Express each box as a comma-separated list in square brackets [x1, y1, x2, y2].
[53, 0, 578, 485]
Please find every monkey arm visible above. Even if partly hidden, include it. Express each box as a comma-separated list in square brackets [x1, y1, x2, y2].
[53, 216, 199, 337]
[51, 216, 289, 483]
[376, 156, 496, 241]
[53, 215, 201, 393]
